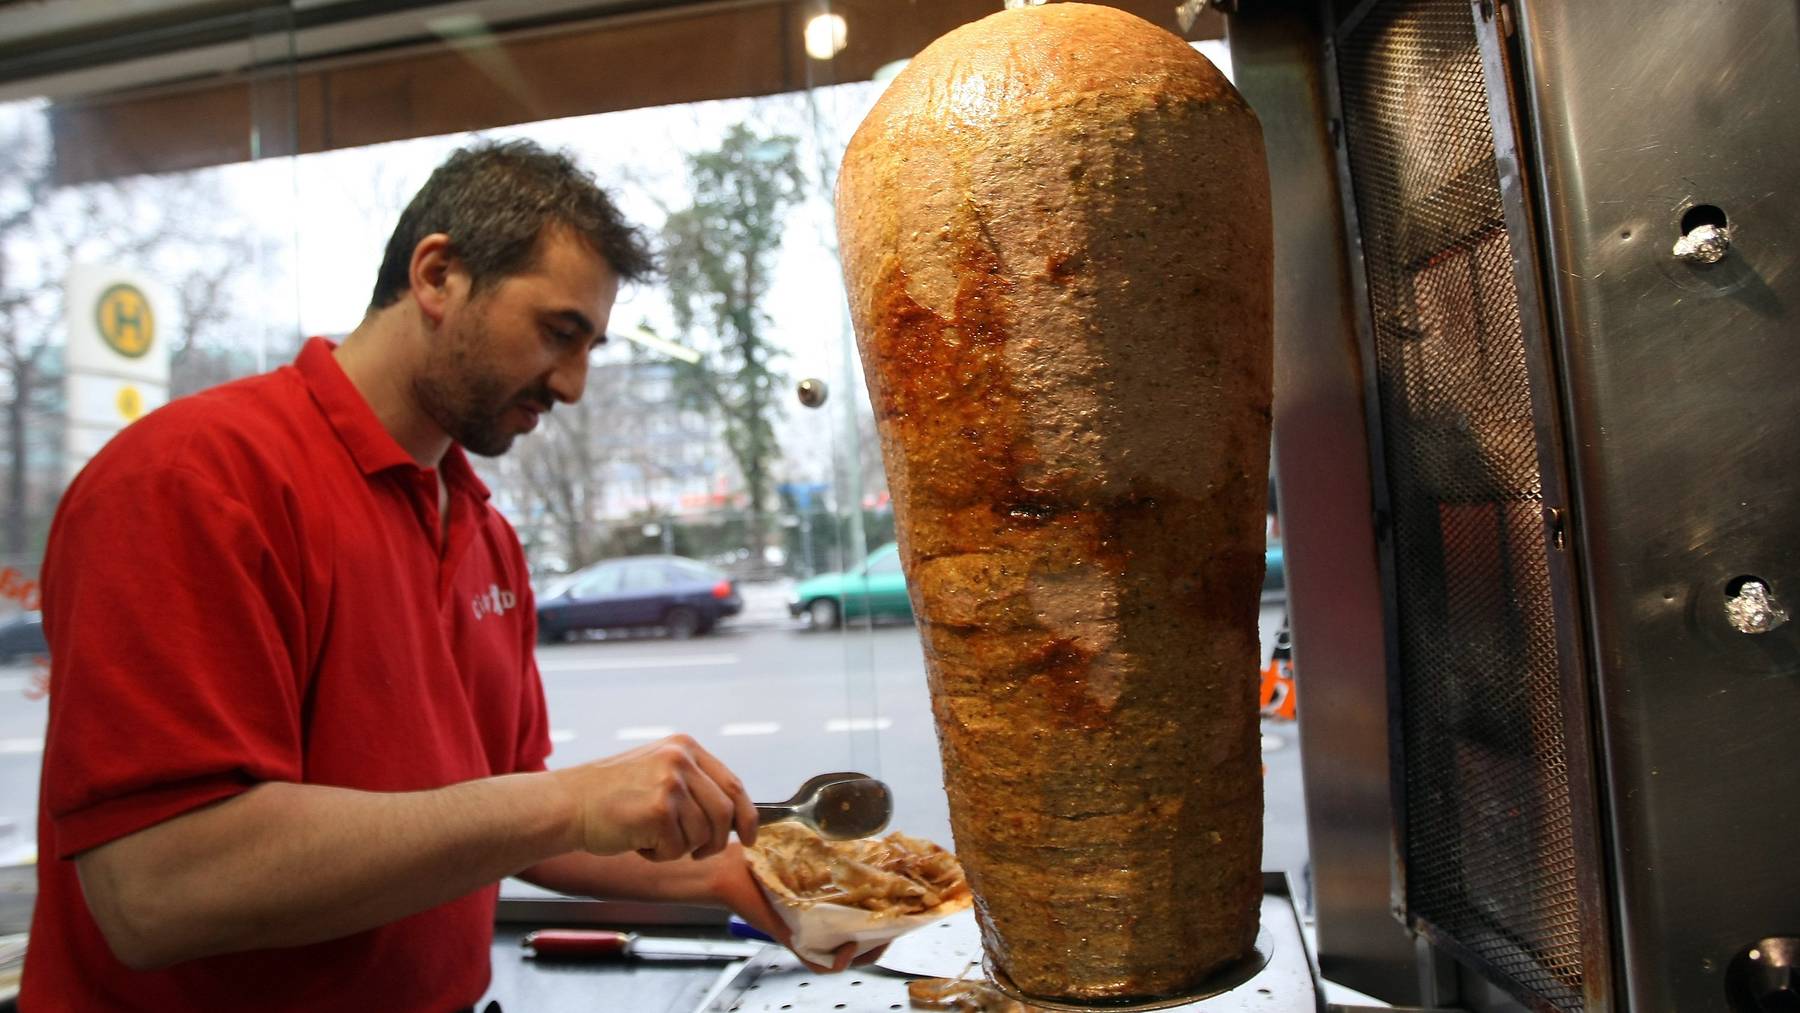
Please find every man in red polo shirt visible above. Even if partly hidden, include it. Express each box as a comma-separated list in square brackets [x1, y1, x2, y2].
[22, 141, 837, 1011]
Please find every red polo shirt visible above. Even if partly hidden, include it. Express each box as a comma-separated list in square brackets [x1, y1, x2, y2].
[22, 338, 552, 1012]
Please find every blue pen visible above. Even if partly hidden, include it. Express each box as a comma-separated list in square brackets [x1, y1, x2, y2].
[727, 916, 776, 943]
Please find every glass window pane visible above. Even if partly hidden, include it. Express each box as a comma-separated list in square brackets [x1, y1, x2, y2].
[5, 14, 1292, 986]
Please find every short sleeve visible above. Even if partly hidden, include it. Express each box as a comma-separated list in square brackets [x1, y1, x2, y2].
[42, 463, 306, 859]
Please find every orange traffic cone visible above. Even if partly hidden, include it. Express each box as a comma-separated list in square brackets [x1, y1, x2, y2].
[1258, 627, 1297, 722]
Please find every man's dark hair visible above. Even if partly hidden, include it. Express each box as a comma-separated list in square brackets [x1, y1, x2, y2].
[369, 139, 656, 311]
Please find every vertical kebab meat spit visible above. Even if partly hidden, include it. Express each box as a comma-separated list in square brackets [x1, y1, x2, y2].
[835, 3, 1273, 1002]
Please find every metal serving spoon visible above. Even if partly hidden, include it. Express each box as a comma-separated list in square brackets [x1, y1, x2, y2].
[755, 771, 893, 841]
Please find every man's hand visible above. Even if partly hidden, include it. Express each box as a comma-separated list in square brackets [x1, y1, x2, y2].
[552, 735, 757, 862]
[705, 843, 884, 974]
[523, 842, 884, 974]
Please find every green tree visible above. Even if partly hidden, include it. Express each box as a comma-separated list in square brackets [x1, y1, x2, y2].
[661, 122, 806, 561]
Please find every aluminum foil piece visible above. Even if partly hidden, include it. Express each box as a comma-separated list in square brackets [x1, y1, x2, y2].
[1725, 580, 1789, 635]
[1002, 0, 1048, 8]
[1672, 223, 1730, 264]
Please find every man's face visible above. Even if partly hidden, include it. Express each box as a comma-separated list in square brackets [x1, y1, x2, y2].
[414, 228, 621, 457]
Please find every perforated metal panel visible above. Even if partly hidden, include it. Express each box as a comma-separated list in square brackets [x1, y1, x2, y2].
[1334, 2, 1585, 1009]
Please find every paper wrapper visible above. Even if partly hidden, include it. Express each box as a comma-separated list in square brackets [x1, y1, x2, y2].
[753, 880, 974, 967]
[745, 828, 974, 967]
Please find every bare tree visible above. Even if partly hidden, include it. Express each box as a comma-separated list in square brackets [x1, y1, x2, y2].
[0, 103, 259, 557]
[490, 352, 658, 574]
[507, 384, 608, 573]
[168, 236, 266, 397]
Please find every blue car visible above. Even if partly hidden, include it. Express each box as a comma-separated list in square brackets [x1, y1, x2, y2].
[535, 556, 742, 641]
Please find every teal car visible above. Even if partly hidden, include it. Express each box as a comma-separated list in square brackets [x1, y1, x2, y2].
[789, 543, 913, 629]
[791, 538, 1289, 630]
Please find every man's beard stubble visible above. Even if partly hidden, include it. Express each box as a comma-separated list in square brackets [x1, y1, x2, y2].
[412, 313, 544, 458]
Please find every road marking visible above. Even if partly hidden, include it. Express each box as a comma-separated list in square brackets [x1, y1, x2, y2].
[0, 737, 43, 755]
[538, 654, 738, 673]
[616, 726, 676, 742]
[1261, 733, 1286, 753]
[720, 722, 781, 737]
[825, 718, 892, 733]
[549, 729, 576, 744]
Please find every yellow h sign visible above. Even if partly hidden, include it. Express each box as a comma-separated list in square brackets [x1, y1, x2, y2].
[96, 283, 155, 358]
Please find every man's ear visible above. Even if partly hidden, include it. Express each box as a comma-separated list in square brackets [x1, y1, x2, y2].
[409, 233, 462, 325]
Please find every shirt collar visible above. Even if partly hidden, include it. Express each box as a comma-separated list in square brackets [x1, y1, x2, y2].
[440, 443, 492, 502]
[295, 337, 492, 501]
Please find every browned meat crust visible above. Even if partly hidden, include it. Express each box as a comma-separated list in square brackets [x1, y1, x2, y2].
[836, 3, 1272, 1002]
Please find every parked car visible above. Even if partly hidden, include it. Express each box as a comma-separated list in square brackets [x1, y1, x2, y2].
[792, 538, 1289, 630]
[536, 556, 741, 641]
[789, 543, 913, 630]
[0, 611, 46, 664]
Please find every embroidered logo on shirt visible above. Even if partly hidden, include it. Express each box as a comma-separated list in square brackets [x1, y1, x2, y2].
[471, 584, 518, 621]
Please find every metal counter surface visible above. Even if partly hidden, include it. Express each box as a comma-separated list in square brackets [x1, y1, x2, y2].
[481, 923, 747, 1013]
[702, 886, 1318, 1013]
[477, 876, 1324, 1013]
[477, 892, 746, 1012]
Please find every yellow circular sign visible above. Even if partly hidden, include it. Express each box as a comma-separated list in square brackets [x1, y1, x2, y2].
[117, 386, 144, 422]
[95, 283, 154, 358]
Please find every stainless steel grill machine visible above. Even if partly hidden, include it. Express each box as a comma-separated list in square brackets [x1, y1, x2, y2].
[1235, 0, 1800, 1010]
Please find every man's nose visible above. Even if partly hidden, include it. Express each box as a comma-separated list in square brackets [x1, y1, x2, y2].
[547, 347, 590, 404]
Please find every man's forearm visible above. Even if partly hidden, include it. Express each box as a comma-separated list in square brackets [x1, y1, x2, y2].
[77, 772, 576, 970]
[518, 848, 730, 906]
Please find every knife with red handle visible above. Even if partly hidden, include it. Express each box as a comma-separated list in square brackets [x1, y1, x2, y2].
[520, 929, 765, 961]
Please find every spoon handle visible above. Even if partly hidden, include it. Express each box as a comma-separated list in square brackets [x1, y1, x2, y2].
[754, 804, 798, 826]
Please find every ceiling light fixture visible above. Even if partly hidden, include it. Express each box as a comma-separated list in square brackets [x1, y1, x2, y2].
[803, 12, 848, 61]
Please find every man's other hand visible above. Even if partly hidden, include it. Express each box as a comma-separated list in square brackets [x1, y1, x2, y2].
[705, 842, 885, 974]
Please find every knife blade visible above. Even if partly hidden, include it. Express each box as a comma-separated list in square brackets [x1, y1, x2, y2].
[520, 929, 766, 962]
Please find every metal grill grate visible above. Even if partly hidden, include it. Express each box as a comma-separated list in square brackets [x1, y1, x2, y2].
[1335, 2, 1585, 1009]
